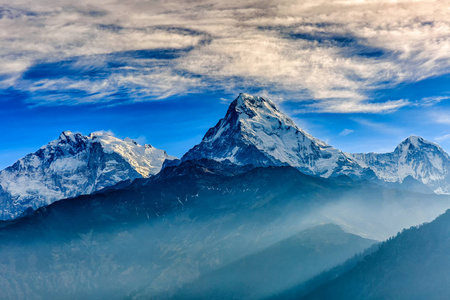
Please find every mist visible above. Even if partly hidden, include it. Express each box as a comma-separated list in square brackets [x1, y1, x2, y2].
[0, 166, 449, 299]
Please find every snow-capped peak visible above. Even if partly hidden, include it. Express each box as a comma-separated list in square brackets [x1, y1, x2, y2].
[90, 132, 175, 177]
[182, 93, 367, 178]
[404, 135, 422, 144]
[0, 131, 176, 220]
[396, 135, 442, 152]
[60, 130, 74, 139]
[48, 131, 86, 147]
[352, 136, 450, 194]
[399, 135, 424, 149]
[235, 93, 288, 121]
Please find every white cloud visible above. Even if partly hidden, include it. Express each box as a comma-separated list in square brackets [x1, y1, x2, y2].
[434, 114, 450, 125]
[351, 117, 404, 135]
[435, 133, 450, 142]
[416, 96, 450, 107]
[0, 0, 449, 112]
[308, 98, 410, 113]
[339, 129, 354, 136]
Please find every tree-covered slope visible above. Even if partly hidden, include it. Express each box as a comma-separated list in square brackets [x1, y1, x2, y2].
[301, 209, 450, 300]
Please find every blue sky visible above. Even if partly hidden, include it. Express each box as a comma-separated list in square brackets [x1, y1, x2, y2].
[0, 0, 449, 169]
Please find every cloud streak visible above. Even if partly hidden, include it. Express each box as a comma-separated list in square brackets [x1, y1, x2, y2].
[0, 0, 449, 112]
[435, 133, 450, 142]
[339, 129, 354, 136]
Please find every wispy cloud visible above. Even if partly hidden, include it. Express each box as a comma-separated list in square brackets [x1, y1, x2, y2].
[416, 96, 450, 107]
[339, 129, 354, 136]
[431, 110, 450, 125]
[0, 0, 449, 112]
[306, 98, 410, 113]
[435, 133, 450, 142]
[351, 117, 404, 135]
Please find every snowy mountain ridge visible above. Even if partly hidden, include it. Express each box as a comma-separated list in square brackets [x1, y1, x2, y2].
[352, 135, 450, 194]
[0, 131, 176, 220]
[1, 93, 450, 220]
[182, 93, 450, 194]
[182, 93, 371, 179]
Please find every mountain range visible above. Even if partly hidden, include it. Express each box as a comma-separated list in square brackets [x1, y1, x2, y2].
[352, 136, 450, 194]
[182, 93, 450, 195]
[0, 93, 449, 298]
[0, 131, 176, 219]
[2, 93, 450, 220]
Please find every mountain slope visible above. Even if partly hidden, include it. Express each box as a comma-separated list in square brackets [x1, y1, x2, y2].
[353, 135, 450, 194]
[0, 161, 448, 299]
[0, 164, 357, 299]
[0, 131, 175, 220]
[172, 224, 376, 300]
[300, 209, 450, 300]
[182, 93, 371, 179]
